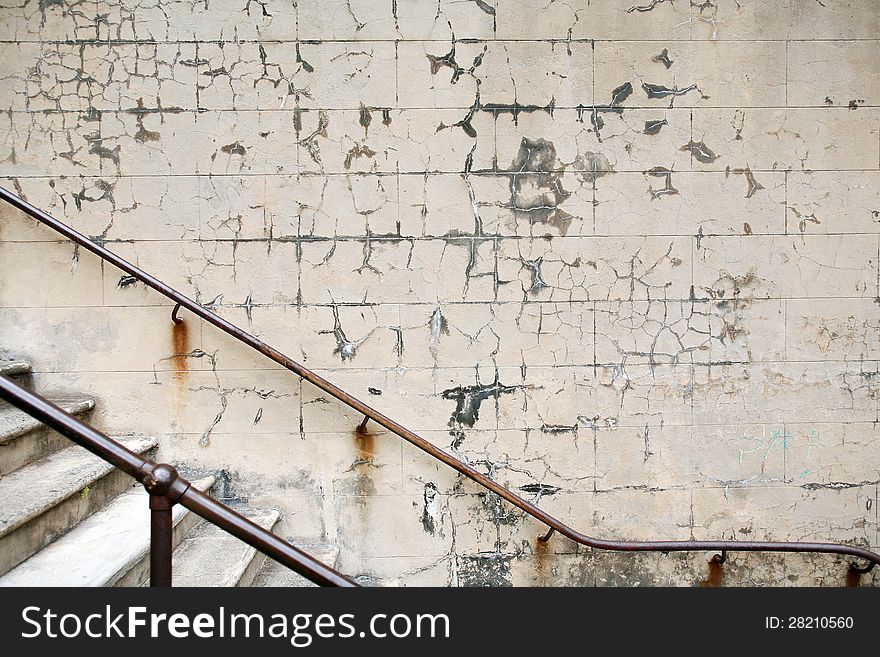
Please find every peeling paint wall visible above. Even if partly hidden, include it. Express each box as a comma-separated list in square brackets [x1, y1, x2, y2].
[0, 0, 878, 586]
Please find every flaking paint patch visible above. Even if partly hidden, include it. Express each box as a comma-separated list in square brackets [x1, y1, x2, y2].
[457, 554, 514, 587]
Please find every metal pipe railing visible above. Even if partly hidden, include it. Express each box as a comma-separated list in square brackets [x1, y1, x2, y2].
[0, 374, 357, 587]
[1, 185, 877, 579]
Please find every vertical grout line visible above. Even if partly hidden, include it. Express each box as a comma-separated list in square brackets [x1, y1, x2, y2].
[591, 39, 596, 237]
[782, 298, 787, 364]
[592, 300, 596, 370]
[784, 40, 788, 108]
[876, 235, 880, 305]
[783, 170, 788, 235]
[782, 419, 787, 485]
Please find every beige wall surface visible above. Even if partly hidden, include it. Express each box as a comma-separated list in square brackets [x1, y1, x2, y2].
[0, 0, 878, 586]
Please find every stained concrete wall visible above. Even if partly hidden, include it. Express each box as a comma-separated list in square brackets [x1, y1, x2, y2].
[0, 0, 878, 586]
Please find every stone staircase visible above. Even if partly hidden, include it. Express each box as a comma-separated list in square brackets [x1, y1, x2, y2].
[0, 358, 338, 587]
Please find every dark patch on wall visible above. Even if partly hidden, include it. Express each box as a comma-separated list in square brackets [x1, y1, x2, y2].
[576, 82, 631, 141]
[540, 424, 577, 434]
[295, 42, 314, 73]
[359, 103, 372, 132]
[321, 305, 364, 361]
[609, 82, 634, 106]
[645, 166, 678, 199]
[789, 207, 821, 232]
[700, 269, 763, 302]
[642, 82, 704, 102]
[344, 143, 376, 169]
[298, 110, 329, 165]
[574, 151, 613, 182]
[133, 98, 161, 143]
[87, 136, 121, 166]
[643, 118, 668, 135]
[426, 42, 486, 84]
[520, 257, 547, 295]
[421, 482, 439, 535]
[519, 483, 561, 496]
[726, 166, 764, 198]
[457, 553, 514, 587]
[481, 99, 556, 124]
[429, 307, 450, 358]
[472, 0, 495, 16]
[651, 48, 673, 68]
[441, 374, 518, 428]
[680, 140, 718, 163]
[358, 104, 392, 136]
[479, 491, 520, 527]
[220, 141, 247, 156]
[627, 0, 673, 12]
[506, 137, 573, 234]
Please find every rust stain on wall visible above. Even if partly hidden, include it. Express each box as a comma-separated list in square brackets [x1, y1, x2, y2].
[700, 557, 725, 587]
[535, 536, 551, 586]
[845, 569, 861, 587]
[353, 420, 376, 500]
[171, 318, 189, 407]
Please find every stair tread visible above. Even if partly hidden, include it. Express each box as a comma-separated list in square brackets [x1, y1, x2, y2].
[0, 361, 31, 378]
[0, 398, 95, 446]
[0, 476, 215, 587]
[252, 543, 339, 587]
[172, 508, 281, 587]
[0, 435, 157, 538]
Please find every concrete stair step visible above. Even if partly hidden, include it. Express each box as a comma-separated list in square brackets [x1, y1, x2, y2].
[0, 435, 158, 575]
[171, 508, 281, 587]
[252, 543, 340, 587]
[0, 398, 95, 475]
[0, 476, 216, 587]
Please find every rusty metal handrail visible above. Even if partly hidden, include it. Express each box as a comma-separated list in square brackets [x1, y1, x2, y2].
[1, 185, 877, 580]
[0, 374, 356, 587]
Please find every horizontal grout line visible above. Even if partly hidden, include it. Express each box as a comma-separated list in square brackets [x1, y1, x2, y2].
[3, 171, 878, 178]
[4, 234, 879, 244]
[3, 295, 879, 308]
[19, 359, 880, 373]
[5, 105, 879, 113]
[4, 169, 880, 177]
[113, 422, 880, 433]
[2, 39, 880, 45]
[5, 294, 880, 308]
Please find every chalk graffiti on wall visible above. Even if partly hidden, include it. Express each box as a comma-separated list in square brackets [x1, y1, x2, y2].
[738, 425, 816, 479]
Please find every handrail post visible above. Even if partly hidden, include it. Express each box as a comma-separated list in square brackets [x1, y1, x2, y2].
[141, 463, 187, 587]
[149, 492, 173, 587]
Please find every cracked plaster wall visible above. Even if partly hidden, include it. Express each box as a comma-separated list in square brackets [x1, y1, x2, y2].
[0, 0, 878, 586]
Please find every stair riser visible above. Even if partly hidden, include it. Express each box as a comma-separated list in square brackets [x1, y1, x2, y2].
[0, 427, 70, 476]
[112, 507, 209, 587]
[238, 550, 270, 587]
[0, 466, 150, 576]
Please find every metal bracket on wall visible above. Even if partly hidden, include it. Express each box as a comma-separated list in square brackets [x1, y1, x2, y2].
[538, 528, 556, 543]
